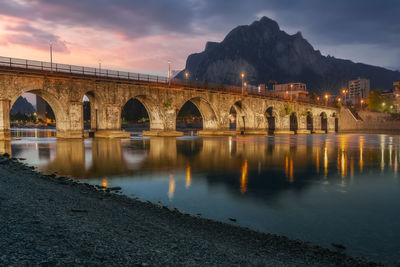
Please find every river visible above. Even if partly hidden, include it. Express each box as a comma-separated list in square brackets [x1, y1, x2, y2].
[4, 128, 400, 263]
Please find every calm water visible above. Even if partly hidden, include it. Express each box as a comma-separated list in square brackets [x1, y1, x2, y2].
[4, 129, 400, 263]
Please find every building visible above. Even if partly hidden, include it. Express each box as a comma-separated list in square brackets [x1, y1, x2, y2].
[272, 82, 308, 99]
[379, 81, 400, 112]
[348, 77, 370, 104]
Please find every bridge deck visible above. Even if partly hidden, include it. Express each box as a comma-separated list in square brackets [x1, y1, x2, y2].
[0, 56, 336, 109]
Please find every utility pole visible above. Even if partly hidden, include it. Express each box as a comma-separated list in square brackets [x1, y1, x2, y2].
[168, 60, 171, 86]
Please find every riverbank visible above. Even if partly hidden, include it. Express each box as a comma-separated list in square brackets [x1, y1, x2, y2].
[0, 154, 380, 266]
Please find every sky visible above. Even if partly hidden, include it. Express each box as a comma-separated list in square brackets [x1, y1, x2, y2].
[0, 0, 399, 79]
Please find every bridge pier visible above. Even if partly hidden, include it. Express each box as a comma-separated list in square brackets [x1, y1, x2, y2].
[297, 115, 311, 134]
[313, 116, 325, 133]
[274, 115, 294, 134]
[93, 104, 131, 138]
[327, 117, 336, 133]
[0, 99, 11, 140]
[143, 107, 184, 137]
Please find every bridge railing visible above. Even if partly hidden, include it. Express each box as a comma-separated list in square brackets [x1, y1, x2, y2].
[0, 56, 169, 83]
[0, 56, 337, 108]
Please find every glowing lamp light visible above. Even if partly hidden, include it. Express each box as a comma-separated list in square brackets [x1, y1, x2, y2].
[241, 73, 245, 79]
[324, 94, 329, 99]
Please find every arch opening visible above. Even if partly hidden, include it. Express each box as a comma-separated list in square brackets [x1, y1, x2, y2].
[83, 94, 91, 130]
[290, 112, 298, 133]
[333, 112, 339, 132]
[229, 101, 246, 133]
[176, 101, 203, 132]
[121, 98, 151, 133]
[306, 112, 313, 131]
[320, 112, 328, 133]
[229, 106, 237, 130]
[10, 92, 57, 137]
[265, 107, 275, 134]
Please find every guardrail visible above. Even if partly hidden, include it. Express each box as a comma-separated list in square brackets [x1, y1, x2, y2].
[0, 56, 337, 108]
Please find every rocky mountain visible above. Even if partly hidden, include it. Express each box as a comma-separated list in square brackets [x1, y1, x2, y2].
[11, 96, 35, 115]
[177, 17, 400, 93]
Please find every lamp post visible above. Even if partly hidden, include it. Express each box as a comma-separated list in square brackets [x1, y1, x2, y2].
[342, 89, 348, 105]
[241, 73, 245, 94]
[168, 60, 171, 86]
[360, 99, 364, 109]
[98, 59, 102, 72]
[324, 94, 329, 106]
[185, 71, 189, 83]
[49, 41, 53, 71]
[290, 83, 293, 101]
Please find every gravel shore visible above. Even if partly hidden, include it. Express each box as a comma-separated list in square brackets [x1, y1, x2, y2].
[0, 154, 380, 266]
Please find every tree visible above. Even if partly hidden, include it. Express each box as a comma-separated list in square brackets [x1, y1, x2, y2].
[366, 90, 393, 113]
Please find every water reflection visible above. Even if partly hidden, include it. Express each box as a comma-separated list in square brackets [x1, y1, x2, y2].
[10, 134, 400, 188]
[186, 165, 191, 188]
[168, 174, 175, 200]
[240, 160, 248, 194]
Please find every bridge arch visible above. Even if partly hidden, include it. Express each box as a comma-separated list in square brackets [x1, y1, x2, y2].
[290, 112, 298, 133]
[10, 89, 70, 137]
[228, 100, 253, 131]
[82, 90, 103, 131]
[320, 112, 328, 133]
[306, 111, 313, 132]
[121, 94, 163, 131]
[265, 106, 279, 134]
[176, 97, 219, 131]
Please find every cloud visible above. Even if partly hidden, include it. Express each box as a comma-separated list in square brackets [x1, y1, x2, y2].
[0, 0, 197, 39]
[2, 21, 69, 52]
[0, 0, 398, 72]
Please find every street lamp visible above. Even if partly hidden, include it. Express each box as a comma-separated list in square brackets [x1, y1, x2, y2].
[342, 89, 348, 105]
[185, 71, 189, 81]
[360, 99, 364, 109]
[98, 59, 102, 72]
[290, 83, 294, 101]
[241, 73, 245, 94]
[324, 94, 329, 105]
[49, 41, 53, 71]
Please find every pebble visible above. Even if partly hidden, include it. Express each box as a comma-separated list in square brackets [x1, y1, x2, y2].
[0, 157, 380, 266]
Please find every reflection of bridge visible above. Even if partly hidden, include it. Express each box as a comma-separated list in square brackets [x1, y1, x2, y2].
[0, 56, 338, 140]
[32, 137, 337, 179]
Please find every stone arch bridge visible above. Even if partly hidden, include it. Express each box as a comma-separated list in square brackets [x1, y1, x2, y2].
[0, 57, 338, 139]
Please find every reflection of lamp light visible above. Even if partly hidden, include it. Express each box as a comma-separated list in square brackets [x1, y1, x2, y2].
[101, 178, 108, 188]
[240, 160, 248, 194]
[324, 145, 328, 177]
[186, 165, 191, 188]
[168, 174, 175, 200]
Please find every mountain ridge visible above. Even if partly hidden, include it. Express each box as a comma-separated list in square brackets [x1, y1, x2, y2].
[178, 17, 400, 93]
